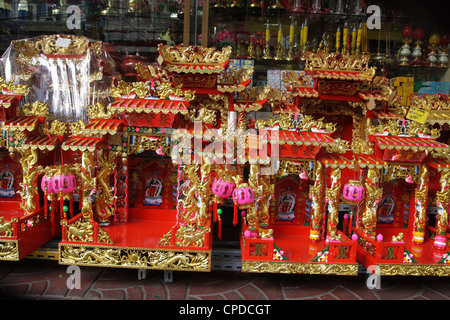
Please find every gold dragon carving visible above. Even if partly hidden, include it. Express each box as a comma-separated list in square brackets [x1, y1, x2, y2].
[19, 101, 49, 117]
[16, 149, 42, 214]
[178, 160, 212, 227]
[81, 150, 97, 221]
[158, 44, 232, 65]
[361, 167, 383, 235]
[309, 161, 326, 241]
[95, 150, 117, 225]
[326, 167, 342, 241]
[413, 166, 429, 235]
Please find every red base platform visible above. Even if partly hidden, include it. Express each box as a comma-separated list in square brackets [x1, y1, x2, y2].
[240, 224, 359, 275]
[59, 208, 213, 272]
[350, 225, 450, 276]
[0, 200, 56, 261]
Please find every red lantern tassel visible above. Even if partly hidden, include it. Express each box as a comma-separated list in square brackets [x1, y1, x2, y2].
[218, 215, 222, 240]
[213, 198, 218, 223]
[233, 202, 238, 226]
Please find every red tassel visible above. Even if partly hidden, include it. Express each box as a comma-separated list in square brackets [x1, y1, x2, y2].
[233, 202, 238, 226]
[213, 199, 217, 223]
[218, 215, 222, 240]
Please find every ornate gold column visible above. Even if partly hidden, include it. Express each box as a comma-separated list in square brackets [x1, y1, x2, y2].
[326, 167, 342, 241]
[412, 165, 429, 245]
[80, 150, 97, 221]
[16, 149, 41, 214]
[309, 161, 326, 242]
[361, 167, 382, 236]
[435, 171, 450, 249]
[95, 150, 117, 226]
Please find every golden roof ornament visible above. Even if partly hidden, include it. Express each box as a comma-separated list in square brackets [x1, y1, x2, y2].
[305, 51, 376, 77]
[158, 44, 232, 74]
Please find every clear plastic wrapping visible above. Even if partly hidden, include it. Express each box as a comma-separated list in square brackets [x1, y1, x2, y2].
[0, 34, 116, 122]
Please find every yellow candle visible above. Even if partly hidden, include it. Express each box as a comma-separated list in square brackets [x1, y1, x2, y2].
[300, 24, 304, 46]
[266, 27, 270, 43]
[343, 26, 348, 48]
[289, 24, 295, 43]
[336, 28, 341, 50]
[277, 26, 282, 43]
[304, 25, 308, 44]
[351, 27, 357, 49]
[357, 27, 362, 48]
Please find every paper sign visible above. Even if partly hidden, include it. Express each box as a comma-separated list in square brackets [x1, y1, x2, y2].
[406, 106, 429, 124]
[55, 37, 72, 48]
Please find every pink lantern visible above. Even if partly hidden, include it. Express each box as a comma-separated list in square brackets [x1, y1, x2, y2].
[52, 174, 77, 193]
[212, 177, 236, 198]
[232, 183, 254, 206]
[342, 180, 365, 204]
[41, 175, 56, 194]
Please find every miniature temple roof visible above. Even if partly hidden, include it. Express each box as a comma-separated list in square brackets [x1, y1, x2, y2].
[158, 44, 232, 74]
[425, 110, 450, 125]
[369, 110, 403, 120]
[427, 158, 450, 171]
[357, 91, 390, 102]
[21, 135, 58, 151]
[410, 93, 450, 125]
[320, 154, 356, 169]
[61, 136, 104, 152]
[309, 69, 373, 82]
[370, 135, 447, 152]
[2, 116, 42, 132]
[288, 87, 319, 98]
[356, 154, 388, 169]
[271, 103, 301, 114]
[260, 130, 339, 151]
[0, 95, 22, 108]
[84, 119, 124, 136]
[107, 98, 189, 115]
[304, 52, 376, 80]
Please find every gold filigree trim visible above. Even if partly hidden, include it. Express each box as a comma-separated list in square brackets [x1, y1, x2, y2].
[59, 243, 211, 271]
[305, 51, 376, 78]
[376, 264, 450, 276]
[19, 101, 49, 117]
[87, 102, 114, 119]
[0, 240, 19, 261]
[0, 77, 29, 95]
[110, 81, 150, 99]
[158, 44, 231, 66]
[136, 63, 170, 82]
[13, 34, 103, 57]
[157, 82, 195, 101]
[241, 260, 358, 275]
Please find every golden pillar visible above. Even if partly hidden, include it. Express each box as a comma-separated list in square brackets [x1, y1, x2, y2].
[81, 150, 97, 221]
[326, 167, 342, 241]
[309, 161, 325, 242]
[16, 149, 41, 214]
[361, 167, 382, 237]
[412, 165, 429, 245]
[434, 171, 449, 249]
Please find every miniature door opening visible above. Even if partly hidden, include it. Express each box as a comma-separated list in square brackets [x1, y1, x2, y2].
[270, 174, 312, 226]
[129, 153, 177, 212]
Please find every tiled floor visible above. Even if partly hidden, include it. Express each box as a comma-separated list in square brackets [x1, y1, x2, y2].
[0, 258, 449, 301]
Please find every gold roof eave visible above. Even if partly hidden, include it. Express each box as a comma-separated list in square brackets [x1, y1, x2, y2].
[158, 44, 232, 74]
